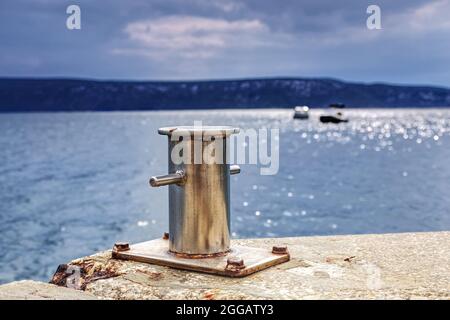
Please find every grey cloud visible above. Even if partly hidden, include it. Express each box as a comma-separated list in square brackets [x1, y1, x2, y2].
[0, 0, 449, 86]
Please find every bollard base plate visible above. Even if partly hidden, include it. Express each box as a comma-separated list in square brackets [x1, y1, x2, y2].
[112, 238, 290, 277]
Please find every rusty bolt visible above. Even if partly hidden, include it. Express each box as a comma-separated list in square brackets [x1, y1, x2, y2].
[162, 232, 169, 240]
[272, 245, 288, 254]
[113, 242, 130, 252]
[225, 256, 245, 272]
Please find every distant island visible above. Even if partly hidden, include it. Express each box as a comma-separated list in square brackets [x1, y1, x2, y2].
[1, 77, 449, 112]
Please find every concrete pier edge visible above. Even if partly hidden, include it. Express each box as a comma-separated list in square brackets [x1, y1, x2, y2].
[1, 231, 449, 300]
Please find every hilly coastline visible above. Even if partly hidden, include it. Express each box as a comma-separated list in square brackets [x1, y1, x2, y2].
[1, 77, 450, 112]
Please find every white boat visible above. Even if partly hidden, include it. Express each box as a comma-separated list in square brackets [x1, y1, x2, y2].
[293, 106, 309, 119]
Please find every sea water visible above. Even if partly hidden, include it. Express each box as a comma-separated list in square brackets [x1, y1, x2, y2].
[0, 109, 449, 283]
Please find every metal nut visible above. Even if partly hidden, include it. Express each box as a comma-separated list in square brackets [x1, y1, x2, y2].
[163, 232, 169, 240]
[113, 242, 130, 252]
[272, 245, 288, 254]
[225, 256, 245, 272]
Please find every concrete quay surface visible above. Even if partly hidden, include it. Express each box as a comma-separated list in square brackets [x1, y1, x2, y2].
[0, 280, 97, 300]
[1, 231, 449, 300]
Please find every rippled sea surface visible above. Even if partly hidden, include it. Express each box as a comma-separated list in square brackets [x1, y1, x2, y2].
[1, 109, 450, 283]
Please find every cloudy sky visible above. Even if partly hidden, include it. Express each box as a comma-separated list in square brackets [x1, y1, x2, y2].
[1, 0, 449, 86]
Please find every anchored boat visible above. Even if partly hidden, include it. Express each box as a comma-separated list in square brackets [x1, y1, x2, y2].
[319, 103, 349, 123]
[293, 106, 310, 119]
[319, 113, 349, 123]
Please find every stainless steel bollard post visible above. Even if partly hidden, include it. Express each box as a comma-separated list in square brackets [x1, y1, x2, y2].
[150, 126, 240, 256]
[112, 125, 289, 277]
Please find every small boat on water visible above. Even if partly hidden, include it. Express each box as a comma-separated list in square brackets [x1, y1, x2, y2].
[319, 113, 349, 123]
[293, 106, 309, 119]
[319, 103, 349, 123]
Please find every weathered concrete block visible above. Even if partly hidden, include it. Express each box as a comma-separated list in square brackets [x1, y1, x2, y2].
[48, 231, 450, 300]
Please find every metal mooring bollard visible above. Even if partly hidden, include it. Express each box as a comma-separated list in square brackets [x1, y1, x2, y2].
[150, 126, 240, 256]
[112, 125, 289, 277]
